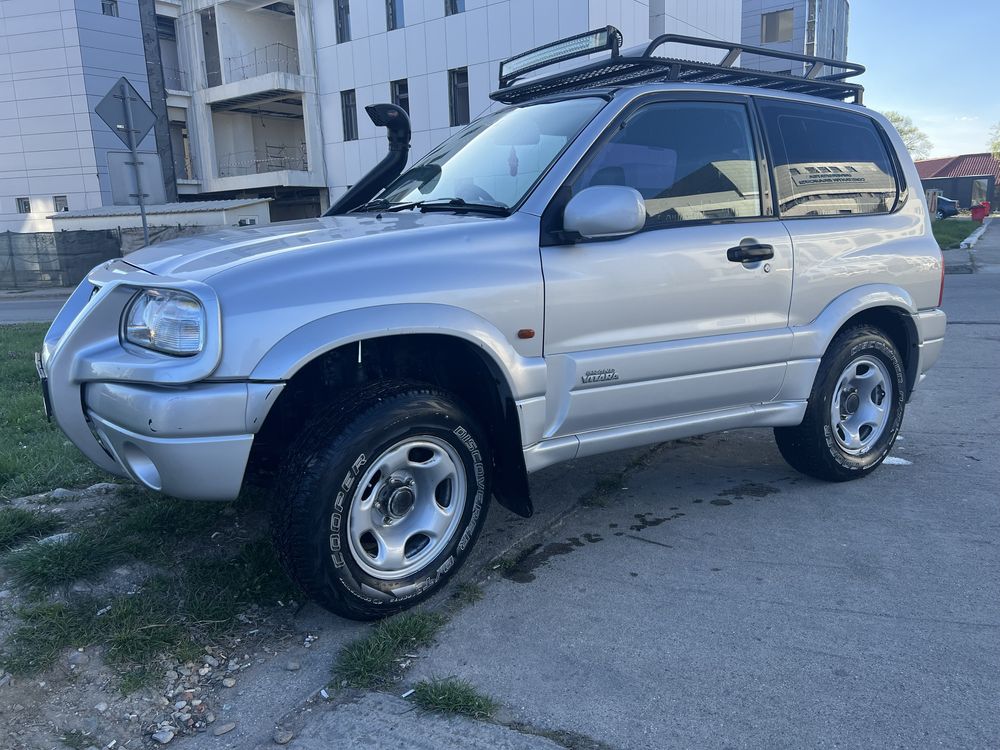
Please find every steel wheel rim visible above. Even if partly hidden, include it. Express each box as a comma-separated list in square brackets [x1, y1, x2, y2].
[346, 435, 467, 580]
[830, 355, 892, 455]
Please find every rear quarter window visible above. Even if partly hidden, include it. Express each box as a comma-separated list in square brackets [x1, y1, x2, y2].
[757, 99, 899, 218]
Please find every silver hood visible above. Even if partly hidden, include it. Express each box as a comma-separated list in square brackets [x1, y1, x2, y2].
[122, 212, 496, 279]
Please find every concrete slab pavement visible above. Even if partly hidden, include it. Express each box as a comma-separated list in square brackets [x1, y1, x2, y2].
[284, 693, 565, 750]
[396, 272, 1000, 749]
[969, 217, 1000, 272]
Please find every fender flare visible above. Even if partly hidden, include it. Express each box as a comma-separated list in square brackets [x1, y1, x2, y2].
[250, 303, 545, 398]
[789, 284, 918, 361]
[249, 303, 545, 518]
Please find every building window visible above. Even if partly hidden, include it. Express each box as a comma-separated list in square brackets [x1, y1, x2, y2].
[386, 0, 403, 30]
[341, 89, 358, 141]
[391, 79, 409, 115]
[445, 0, 465, 15]
[335, 0, 351, 43]
[448, 67, 469, 127]
[761, 9, 793, 44]
[53, 195, 68, 212]
[102, 0, 119, 16]
[16, 197, 31, 214]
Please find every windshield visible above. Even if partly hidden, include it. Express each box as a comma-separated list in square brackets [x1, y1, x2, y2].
[376, 97, 605, 210]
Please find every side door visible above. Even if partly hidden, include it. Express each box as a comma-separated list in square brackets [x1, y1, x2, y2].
[539, 96, 794, 439]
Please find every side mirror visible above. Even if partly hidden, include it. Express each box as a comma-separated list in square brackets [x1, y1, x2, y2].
[563, 185, 646, 240]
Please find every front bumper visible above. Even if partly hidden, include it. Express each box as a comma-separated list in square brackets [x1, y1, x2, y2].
[40, 262, 282, 501]
[84, 381, 259, 500]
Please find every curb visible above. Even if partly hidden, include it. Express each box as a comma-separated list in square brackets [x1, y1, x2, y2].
[960, 216, 992, 249]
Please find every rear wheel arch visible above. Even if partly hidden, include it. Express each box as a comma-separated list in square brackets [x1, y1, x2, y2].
[249, 333, 532, 517]
[827, 305, 919, 398]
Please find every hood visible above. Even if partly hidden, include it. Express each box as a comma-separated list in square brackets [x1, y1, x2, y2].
[122, 212, 496, 279]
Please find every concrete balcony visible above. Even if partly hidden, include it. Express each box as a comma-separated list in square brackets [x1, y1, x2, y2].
[204, 72, 307, 115]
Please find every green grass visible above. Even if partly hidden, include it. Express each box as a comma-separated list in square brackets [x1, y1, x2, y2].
[4, 527, 128, 588]
[932, 218, 979, 250]
[2, 538, 295, 681]
[3, 488, 231, 589]
[0, 323, 110, 499]
[333, 611, 445, 689]
[410, 677, 499, 719]
[0, 507, 60, 550]
[452, 582, 484, 605]
[58, 729, 95, 750]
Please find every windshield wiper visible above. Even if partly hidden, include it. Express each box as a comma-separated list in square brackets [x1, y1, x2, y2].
[353, 197, 510, 216]
[352, 198, 424, 213]
[413, 198, 510, 216]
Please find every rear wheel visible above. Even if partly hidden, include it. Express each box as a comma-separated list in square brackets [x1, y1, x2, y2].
[271, 381, 491, 620]
[774, 325, 906, 482]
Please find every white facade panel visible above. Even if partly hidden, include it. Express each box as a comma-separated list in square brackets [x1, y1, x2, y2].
[2, 0, 748, 233]
[315, 0, 727, 199]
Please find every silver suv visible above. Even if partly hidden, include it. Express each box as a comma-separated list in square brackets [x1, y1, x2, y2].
[39, 30, 946, 619]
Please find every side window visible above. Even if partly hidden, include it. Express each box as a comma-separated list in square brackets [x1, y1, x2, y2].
[758, 100, 898, 217]
[573, 101, 762, 227]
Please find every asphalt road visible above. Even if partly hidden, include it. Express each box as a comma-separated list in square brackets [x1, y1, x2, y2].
[0, 291, 69, 323]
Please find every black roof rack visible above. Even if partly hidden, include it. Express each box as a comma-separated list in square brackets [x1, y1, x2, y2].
[491, 27, 865, 106]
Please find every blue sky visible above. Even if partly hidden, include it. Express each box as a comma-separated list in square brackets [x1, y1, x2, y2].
[849, 1, 1000, 157]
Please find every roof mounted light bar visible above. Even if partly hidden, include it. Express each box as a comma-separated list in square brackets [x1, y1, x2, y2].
[498, 26, 623, 89]
[491, 28, 866, 105]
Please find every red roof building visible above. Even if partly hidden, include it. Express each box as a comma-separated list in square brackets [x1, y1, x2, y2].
[916, 153, 1000, 180]
[915, 153, 1000, 209]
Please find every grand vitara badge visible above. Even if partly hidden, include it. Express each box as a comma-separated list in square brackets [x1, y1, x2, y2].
[582, 368, 620, 384]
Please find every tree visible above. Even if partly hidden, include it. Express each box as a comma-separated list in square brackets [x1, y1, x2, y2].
[880, 111, 933, 161]
[990, 122, 1000, 160]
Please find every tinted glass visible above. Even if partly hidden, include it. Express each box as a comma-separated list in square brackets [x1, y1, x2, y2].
[574, 101, 762, 226]
[762, 9, 793, 43]
[341, 90, 357, 141]
[449, 68, 470, 127]
[759, 100, 898, 217]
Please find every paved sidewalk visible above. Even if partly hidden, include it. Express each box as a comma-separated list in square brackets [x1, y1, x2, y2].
[970, 217, 1000, 271]
[284, 694, 564, 750]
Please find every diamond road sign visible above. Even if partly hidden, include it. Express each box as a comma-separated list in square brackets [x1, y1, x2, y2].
[95, 77, 156, 149]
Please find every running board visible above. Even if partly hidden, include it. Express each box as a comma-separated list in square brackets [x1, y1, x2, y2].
[522, 401, 807, 473]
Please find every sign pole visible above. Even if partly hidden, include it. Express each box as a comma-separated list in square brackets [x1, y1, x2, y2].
[119, 80, 150, 247]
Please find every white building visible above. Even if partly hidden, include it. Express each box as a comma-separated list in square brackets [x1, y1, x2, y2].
[2, 0, 743, 232]
[740, 0, 849, 72]
[315, 0, 741, 200]
[0, 0, 163, 233]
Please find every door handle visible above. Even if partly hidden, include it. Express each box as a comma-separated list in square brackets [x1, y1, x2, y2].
[727, 243, 774, 263]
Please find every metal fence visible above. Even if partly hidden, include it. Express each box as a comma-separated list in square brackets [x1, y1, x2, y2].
[225, 43, 299, 82]
[0, 231, 121, 289]
[162, 65, 190, 91]
[217, 143, 307, 177]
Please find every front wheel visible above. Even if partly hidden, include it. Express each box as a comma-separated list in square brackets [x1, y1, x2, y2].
[271, 382, 492, 620]
[774, 325, 906, 482]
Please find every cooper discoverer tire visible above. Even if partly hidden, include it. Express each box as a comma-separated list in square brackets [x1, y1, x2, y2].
[774, 325, 906, 482]
[271, 381, 492, 620]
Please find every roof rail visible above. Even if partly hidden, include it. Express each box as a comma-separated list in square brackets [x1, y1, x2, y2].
[491, 28, 865, 106]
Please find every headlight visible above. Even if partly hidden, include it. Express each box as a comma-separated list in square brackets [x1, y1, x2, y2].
[123, 289, 205, 356]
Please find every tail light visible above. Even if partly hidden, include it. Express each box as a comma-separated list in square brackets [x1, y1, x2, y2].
[938, 257, 945, 307]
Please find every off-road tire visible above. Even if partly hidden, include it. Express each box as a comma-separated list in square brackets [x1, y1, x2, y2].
[271, 381, 492, 620]
[774, 325, 906, 482]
